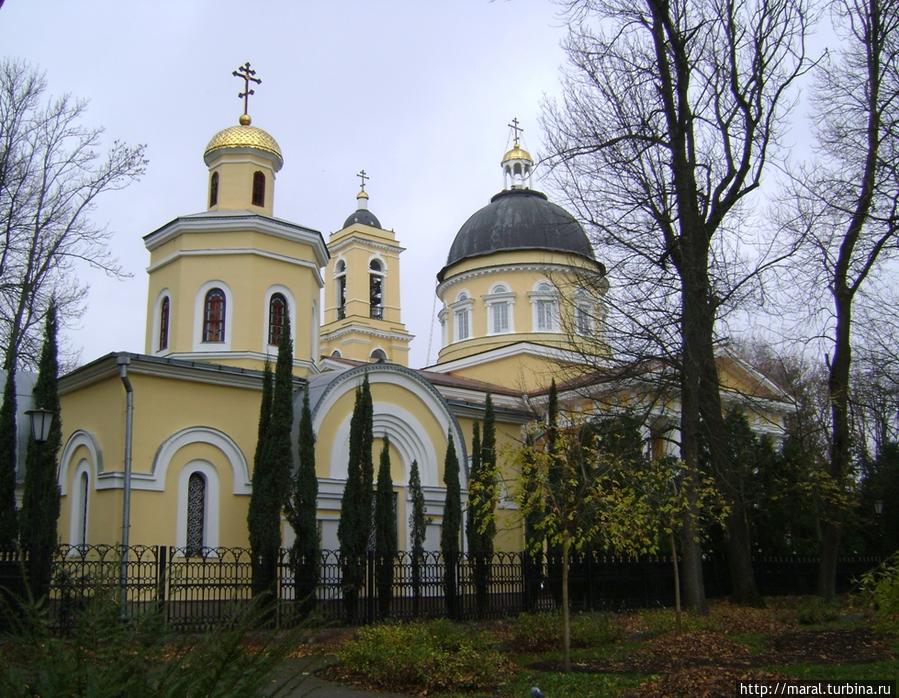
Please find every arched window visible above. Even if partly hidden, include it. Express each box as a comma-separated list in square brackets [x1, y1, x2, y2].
[268, 293, 287, 346]
[371, 348, 387, 362]
[252, 171, 265, 207]
[330, 349, 342, 358]
[186, 472, 206, 556]
[369, 259, 384, 319]
[202, 288, 226, 342]
[78, 471, 89, 548]
[209, 172, 219, 207]
[336, 260, 347, 319]
[159, 296, 170, 351]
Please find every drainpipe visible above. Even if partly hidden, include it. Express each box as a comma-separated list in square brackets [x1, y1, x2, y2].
[117, 354, 133, 620]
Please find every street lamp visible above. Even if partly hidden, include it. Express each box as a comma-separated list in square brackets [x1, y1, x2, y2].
[874, 499, 884, 516]
[24, 407, 53, 443]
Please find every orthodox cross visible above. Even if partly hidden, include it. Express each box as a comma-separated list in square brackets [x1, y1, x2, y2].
[508, 117, 524, 147]
[357, 169, 369, 192]
[232, 62, 261, 115]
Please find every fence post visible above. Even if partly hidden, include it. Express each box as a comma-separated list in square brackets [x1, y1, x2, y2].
[156, 545, 167, 615]
[366, 550, 375, 625]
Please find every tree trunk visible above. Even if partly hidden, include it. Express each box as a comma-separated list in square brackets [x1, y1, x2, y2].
[820, 291, 853, 600]
[670, 530, 682, 635]
[683, 238, 761, 605]
[562, 535, 572, 672]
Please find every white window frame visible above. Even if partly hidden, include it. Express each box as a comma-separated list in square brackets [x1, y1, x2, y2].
[484, 283, 515, 335]
[193, 280, 233, 351]
[152, 288, 173, 356]
[262, 284, 297, 352]
[575, 290, 594, 336]
[450, 291, 473, 342]
[529, 281, 559, 332]
[176, 460, 220, 553]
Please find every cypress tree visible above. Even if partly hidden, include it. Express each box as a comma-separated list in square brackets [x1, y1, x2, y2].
[338, 373, 373, 621]
[248, 315, 294, 599]
[0, 369, 17, 547]
[408, 459, 426, 614]
[20, 303, 62, 600]
[440, 431, 461, 618]
[286, 389, 319, 617]
[374, 436, 396, 617]
[360, 374, 374, 550]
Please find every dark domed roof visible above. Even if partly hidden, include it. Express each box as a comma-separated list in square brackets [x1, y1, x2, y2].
[439, 189, 595, 280]
[343, 208, 381, 229]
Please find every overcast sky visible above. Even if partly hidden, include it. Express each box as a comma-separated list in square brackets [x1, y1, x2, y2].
[2, 0, 578, 369]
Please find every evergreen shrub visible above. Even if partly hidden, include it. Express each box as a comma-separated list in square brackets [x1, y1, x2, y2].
[503, 611, 621, 652]
[337, 619, 510, 692]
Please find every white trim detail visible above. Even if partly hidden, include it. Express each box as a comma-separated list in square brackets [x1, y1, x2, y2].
[144, 427, 251, 494]
[146, 249, 325, 289]
[193, 280, 234, 352]
[59, 429, 104, 494]
[175, 460, 221, 550]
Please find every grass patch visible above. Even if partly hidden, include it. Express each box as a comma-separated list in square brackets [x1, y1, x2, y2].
[500, 610, 620, 652]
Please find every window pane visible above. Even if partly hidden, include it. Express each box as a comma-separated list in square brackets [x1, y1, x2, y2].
[203, 289, 225, 342]
[455, 309, 469, 340]
[159, 297, 170, 350]
[493, 302, 509, 333]
[252, 171, 265, 207]
[186, 473, 206, 555]
[269, 293, 287, 345]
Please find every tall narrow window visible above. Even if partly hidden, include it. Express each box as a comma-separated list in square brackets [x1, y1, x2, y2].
[487, 283, 513, 334]
[186, 472, 206, 556]
[202, 288, 226, 342]
[78, 472, 89, 547]
[532, 282, 558, 332]
[268, 293, 287, 345]
[369, 259, 384, 319]
[336, 260, 347, 319]
[454, 291, 472, 341]
[159, 296, 170, 351]
[455, 307, 470, 340]
[209, 172, 219, 207]
[252, 171, 265, 207]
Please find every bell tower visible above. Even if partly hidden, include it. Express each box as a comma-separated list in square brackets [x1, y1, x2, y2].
[320, 173, 413, 365]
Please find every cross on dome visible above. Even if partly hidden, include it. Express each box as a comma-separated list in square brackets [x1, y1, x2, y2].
[232, 62, 261, 123]
[357, 169, 369, 192]
[508, 117, 524, 147]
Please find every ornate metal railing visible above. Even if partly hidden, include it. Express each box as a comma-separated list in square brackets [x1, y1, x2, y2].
[0, 545, 882, 632]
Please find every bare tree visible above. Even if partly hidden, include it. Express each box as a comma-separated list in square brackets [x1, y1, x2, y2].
[0, 58, 146, 372]
[542, 0, 810, 607]
[782, 0, 899, 599]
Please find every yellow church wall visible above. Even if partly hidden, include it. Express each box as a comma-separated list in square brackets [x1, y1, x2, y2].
[144, 246, 321, 372]
[445, 352, 580, 394]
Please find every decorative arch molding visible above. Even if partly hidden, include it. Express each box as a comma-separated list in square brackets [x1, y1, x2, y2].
[327, 406, 441, 487]
[309, 364, 467, 488]
[151, 427, 251, 495]
[59, 429, 103, 495]
[67, 460, 92, 546]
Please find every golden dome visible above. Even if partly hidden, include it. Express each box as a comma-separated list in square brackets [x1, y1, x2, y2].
[204, 117, 283, 169]
[501, 145, 533, 163]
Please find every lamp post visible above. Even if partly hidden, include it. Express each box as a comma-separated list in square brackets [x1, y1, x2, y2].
[24, 407, 54, 444]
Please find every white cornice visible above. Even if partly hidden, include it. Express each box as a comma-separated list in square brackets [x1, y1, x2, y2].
[327, 233, 405, 256]
[436, 262, 598, 297]
[147, 248, 324, 288]
[143, 213, 329, 268]
[320, 324, 414, 343]
[426, 341, 590, 374]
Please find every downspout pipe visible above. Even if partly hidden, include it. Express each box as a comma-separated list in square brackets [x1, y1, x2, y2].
[117, 354, 133, 620]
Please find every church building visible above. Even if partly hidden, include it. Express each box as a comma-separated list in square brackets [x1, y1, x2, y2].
[54, 81, 790, 554]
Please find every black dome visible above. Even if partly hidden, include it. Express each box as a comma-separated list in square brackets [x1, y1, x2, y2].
[343, 208, 381, 229]
[440, 189, 595, 280]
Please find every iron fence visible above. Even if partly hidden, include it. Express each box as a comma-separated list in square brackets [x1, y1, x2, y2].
[0, 545, 882, 632]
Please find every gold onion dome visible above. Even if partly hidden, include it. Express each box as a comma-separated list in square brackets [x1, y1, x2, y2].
[204, 114, 283, 170]
[502, 145, 533, 163]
